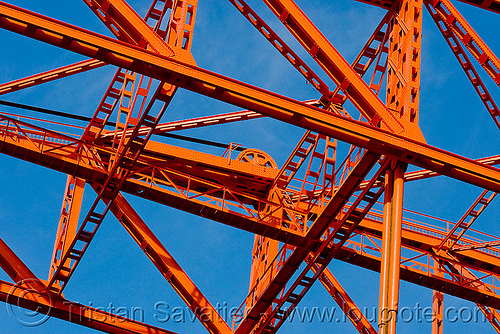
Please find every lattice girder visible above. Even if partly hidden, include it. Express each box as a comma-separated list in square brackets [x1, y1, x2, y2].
[0, 1, 498, 334]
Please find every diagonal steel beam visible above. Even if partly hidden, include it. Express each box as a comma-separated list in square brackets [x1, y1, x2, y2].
[319, 267, 378, 334]
[438, 189, 497, 250]
[358, 0, 500, 15]
[102, 189, 233, 334]
[47, 85, 173, 295]
[425, 0, 500, 86]
[0, 237, 46, 292]
[0, 279, 178, 334]
[83, 0, 174, 56]
[425, 0, 500, 130]
[48, 0, 196, 295]
[228, 0, 333, 102]
[457, 0, 500, 14]
[261, 0, 421, 138]
[235, 151, 380, 333]
[0, 59, 105, 95]
[270, 7, 394, 192]
[49, 176, 85, 281]
[246, 156, 388, 334]
[78, 0, 176, 146]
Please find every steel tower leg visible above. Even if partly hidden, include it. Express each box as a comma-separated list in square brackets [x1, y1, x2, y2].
[431, 259, 444, 334]
[432, 291, 444, 333]
[379, 161, 406, 334]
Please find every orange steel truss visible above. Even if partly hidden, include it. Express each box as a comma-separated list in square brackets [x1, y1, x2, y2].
[0, 0, 498, 333]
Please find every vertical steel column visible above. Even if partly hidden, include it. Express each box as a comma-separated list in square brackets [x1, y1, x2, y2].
[379, 161, 406, 334]
[432, 260, 444, 334]
[380, 0, 421, 327]
[386, 0, 424, 141]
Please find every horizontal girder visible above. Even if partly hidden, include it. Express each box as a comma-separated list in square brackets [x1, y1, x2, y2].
[0, 2, 499, 193]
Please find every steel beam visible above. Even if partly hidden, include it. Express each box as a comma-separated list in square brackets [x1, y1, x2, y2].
[426, 0, 500, 86]
[103, 190, 233, 334]
[425, 0, 500, 130]
[83, 0, 174, 56]
[49, 176, 85, 281]
[1, 2, 499, 192]
[0, 238, 46, 292]
[358, 0, 500, 86]
[2, 122, 500, 309]
[386, 0, 423, 139]
[261, 0, 413, 137]
[378, 162, 406, 334]
[0, 279, 178, 334]
[78, 0, 182, 147]
[245, 157, 388, 334]
[48, 0, 199, 294]
[438, 189, 497, 250]
[1, 118, 500, 271]
[358, 0, 500, 15]
[47, 84, 173, 295]
[319, 268, 378, 334]
[335, 246, 500, 309]
[235, 151, 380, 334]
[432, 260, 444, 334]
[457, 0, 500, 14]
[228, 0, 333, 102]
[0, 59, 105, 95]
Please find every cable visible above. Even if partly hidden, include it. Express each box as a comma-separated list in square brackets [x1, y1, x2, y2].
[0, 99, 246, 151]
[0, 99, 91, 122]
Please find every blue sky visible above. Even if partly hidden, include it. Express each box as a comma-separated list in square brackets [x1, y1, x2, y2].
[0, 0, 499, 333]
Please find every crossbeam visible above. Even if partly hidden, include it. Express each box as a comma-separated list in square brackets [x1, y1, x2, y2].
[0, 2, 499, 193]
[457, 0, 500, 14]
[0, 238, 46, 292]
[103, 190, 233, 334]
[235, 151, 380, 333]
[83, 0, 174, 56]
[0, 279, 178, 334]
[261, 0, 411, 136]
[0, 59, 105, 95]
